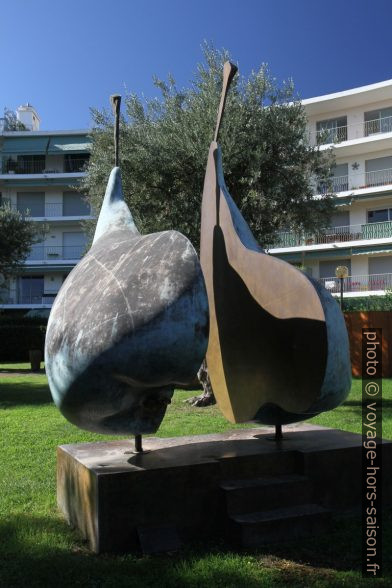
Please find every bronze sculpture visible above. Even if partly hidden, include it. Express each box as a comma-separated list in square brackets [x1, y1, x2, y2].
[200, 62, 351, 428]
[46, 64, 351, 445]
[45, 96, 209, 442]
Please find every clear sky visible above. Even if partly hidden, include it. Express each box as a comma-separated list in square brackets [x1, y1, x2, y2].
[1, 0, 392, 130]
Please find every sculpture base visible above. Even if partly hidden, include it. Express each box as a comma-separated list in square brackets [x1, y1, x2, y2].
[57, 424, 392, 553]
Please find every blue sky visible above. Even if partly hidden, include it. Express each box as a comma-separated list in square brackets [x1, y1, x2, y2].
[1, 0, 392, 130]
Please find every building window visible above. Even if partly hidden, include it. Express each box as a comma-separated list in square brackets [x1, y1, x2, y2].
[17, 192, 45, 217]
[63, 191, 91, 216]
[316, 116, 347, 144]
[330, 211, 350, 228]
[63, 232, 87, 259]
[3, 155, 46, 174]
[64, 153, 90, 173]
[319, 259, 351, 279]
[364, 107, 392, 136]
[16, 155, 45, 174]
[19, 276, 44, 304]
[369, 256, 392, 275]
[317, 163, 348, 194]
[365, 156, 392, 187]
[367, 209, 392, 223]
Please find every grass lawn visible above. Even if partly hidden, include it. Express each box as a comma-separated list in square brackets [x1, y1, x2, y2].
[0, 364, 391, 587]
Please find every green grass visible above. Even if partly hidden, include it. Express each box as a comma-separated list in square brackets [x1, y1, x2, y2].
[1, 364, 391, 587]
[312, 378, 392, 438]
[0, 361, 44, 372]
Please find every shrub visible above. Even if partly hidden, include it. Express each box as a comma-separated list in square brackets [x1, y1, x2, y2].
[0, 322, 46, 361]
[343, 295, 392, 312]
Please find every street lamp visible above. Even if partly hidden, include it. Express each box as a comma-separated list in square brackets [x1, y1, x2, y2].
[335, 265, 348, 310]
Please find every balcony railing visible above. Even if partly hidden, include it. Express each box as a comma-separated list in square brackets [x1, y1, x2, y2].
[27, 245, 84, 261]
[365, 168, 392, 188]
[2, 293, 57, 305]
[315, 166, 392, 194]
[316, 125, 348, 144]
[45, 203, 65, 217]
[2, 157, 89, 174]
[269, 220, 392, 249]
[365, 115, 392, 136]
[64, 158, 89, 172]
[9, 202, 91, 217]
[4, 160, 46, 174]
[318, 175, 349, 194]
[320, 273, 392, 294]
[311, 114, 392, 145]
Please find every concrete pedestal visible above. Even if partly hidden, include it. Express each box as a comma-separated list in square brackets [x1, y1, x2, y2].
[57, 424, 392, 553]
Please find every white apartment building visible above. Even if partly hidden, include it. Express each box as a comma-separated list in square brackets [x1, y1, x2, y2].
[269, 79, 392, 297]
[2, 82, 392, 310]
[0, 105, 92, 311]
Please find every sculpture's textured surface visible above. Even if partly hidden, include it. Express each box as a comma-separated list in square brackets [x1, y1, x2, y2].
[200, 62, 351, 426]
[45, 168, 208, 435]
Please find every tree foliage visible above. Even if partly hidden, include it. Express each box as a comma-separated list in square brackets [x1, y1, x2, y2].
[0, 205, 39, 280]
[2, 108, 27, 131]
[83, 44, 336, 249]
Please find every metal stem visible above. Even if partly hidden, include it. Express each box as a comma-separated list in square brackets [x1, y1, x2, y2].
[110, 94, 121, 167]
[275, 423, 283, 441]
[340, 277, 344, 310]
[214, 61, 238, 143]
[135, 434, 143, 453]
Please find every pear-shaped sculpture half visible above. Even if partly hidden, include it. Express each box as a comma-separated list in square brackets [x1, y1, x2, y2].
[45, 166, 208, 435]
[200, 62, 352, 426]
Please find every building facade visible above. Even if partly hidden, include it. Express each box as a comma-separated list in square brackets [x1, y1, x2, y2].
[3, 83, 392, 311]
[0, 105, 91, 311]
[269, 79, 392, 297]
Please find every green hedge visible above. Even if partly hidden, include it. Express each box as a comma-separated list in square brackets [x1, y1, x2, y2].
[0, 324, 46, 362]
[343, 295, 392, 312]
[0, 315, 47, 326]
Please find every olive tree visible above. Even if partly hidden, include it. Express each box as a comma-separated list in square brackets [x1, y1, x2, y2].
[82, 43, 337, 406]
[82, 43, 336, 250]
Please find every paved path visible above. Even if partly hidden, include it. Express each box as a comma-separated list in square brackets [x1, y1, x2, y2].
[0, 370, 46, 377]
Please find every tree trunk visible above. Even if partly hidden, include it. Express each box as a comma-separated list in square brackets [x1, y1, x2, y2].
[186, 359, 216, 407]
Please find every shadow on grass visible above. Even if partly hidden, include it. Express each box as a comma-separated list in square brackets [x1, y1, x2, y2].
[1, 511, 391, 587]
[0, 381, 52, 407]
[0, 515, 265, 588]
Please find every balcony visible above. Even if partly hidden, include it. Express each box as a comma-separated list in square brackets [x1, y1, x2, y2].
[2, 157, 89, 175]
[1, 293, 56, 306]
[364, 167, 392, 188]
[269, 220, 392, 249]
[10, 202, 91, 218]
[316, 125, 348, 144]
[27, 245, 84, 261]
[316, 167, 392, 195]
[318, 175, 349, 194]
[365, 115, 392, 136]
[320, 273, 392, 294]
[64, 158, 88, 173]
[312, 115, 392, 145]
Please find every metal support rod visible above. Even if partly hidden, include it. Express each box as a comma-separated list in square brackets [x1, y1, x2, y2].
[110, 94, 121, 167]
[340, 276, 344, 310]
[275, 423, 283, 441]
[134, 434, 143, 453]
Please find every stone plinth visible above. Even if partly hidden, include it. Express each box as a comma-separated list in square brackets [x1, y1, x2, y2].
[57, 425, 392, 553]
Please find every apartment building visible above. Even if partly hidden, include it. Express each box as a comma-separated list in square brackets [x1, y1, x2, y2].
[269, 79, 392, 297]
[0, 105, 92, 311]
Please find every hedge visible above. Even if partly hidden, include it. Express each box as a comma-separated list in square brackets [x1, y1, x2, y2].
[0, 324, 46, 362]
[343, 295, 392, 312]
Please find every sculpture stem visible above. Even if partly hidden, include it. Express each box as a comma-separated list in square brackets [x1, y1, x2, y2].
[135, 434, 143, 453]
[275, 424, 283, 441]
[110, 94, 121, 167]
[213, 61, 238, 143]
